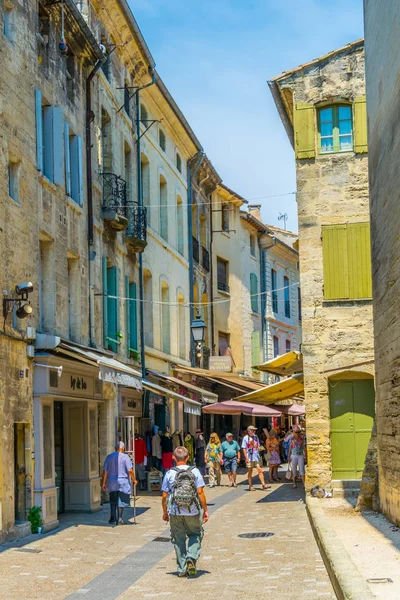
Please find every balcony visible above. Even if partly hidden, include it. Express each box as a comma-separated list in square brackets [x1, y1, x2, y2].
[217, 281, 230, 294]
[102, 173, 128, 231]
[193, 237, 199, 263]
[126, 205, 147, 252]
[201, 246, 209, 271]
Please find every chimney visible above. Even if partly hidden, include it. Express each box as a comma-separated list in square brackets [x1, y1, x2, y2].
[248, 204, 261, 221]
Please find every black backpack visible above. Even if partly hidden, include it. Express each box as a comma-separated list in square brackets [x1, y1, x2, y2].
[170, 467, 200, 513]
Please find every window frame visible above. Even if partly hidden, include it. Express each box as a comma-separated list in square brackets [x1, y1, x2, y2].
[317, 103, 353, 155]
[159, 128, 166, 152]
[217, 257, 229, 294]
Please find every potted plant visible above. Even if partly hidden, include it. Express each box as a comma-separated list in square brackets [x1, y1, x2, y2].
[27, 506, 43, 534]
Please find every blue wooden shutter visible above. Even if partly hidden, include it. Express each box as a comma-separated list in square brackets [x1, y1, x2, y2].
[70, 135, 83, 205]
[102, 257, 108, 348]
[129, 281, 138, 352]
[64, 122, 71, 196]
[35, 89, 43, 172]
[250, 273, 258, 313]
[43, 106, 63, 184]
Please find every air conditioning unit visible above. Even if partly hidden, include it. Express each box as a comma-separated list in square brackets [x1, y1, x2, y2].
[27, 345, 35, 358]
[26, 326, 36, 340]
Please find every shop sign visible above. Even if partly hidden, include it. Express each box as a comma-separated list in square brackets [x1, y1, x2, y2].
[99, 366, 142, 390]
[58, 370, 94, 397]
[209, 356, 232, 372]
[120, 393, 142, 417]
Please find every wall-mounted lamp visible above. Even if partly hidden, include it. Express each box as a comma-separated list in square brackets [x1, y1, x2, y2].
[3, 282, 33, 320]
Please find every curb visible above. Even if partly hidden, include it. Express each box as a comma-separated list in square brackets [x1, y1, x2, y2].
[306, 497, 375, 600]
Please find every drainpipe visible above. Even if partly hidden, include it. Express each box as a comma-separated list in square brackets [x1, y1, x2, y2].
[136, 70, 157, 380]
[86, 57, 106, 347]
[187, 151, 205, 366]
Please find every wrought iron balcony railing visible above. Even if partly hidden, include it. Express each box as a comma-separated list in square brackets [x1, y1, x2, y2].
[126, 204, 147, 252]
[217, 281, 230, 294]
[193, 237, 199, 263]
[201, 246, 209, 271]
[102, 173, 128, 230]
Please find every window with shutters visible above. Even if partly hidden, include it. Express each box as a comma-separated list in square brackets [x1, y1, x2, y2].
[126, 279, 138, 355]
[143, 269, 153, 347]
[217, 258, 229, 294]
[322, 222, 372, 300]
[159, 129, 166, 152]
[35, 90, 64, 184]
[251, 331, 260, 369]
[250, 273, 258, 313]
[69, 134, 83, 205]
[161, 282, 170, 355]
[103, 261, 120, 353]
[271, 269, 278, 313]
[284, 275, 290, 318]
[318, 104, 353, 154]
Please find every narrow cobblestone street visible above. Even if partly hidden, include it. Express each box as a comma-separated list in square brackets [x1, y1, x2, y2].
[0, 470, 336, 600]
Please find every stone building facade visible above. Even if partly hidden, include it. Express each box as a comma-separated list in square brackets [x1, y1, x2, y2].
[364, 0, 400, 525]
[270, 40, 375, 491]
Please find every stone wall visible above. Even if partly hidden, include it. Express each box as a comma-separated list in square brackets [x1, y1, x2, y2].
[364, 0, 400, 525]
[276, 44, 374, 489]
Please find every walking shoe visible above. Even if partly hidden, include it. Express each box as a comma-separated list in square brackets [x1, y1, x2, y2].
[177, 570, 187, 578]
[186, 558, 197, 578]
[118, 518, 125, 525]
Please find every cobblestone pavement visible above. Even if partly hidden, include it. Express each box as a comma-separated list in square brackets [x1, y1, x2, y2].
[0, 470, 336, 600]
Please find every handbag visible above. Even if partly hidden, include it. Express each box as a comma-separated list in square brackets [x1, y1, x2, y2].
[285, 463, 292, 480]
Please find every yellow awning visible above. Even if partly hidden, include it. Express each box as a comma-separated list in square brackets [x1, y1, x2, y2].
[254, 351, 303, 376]
[235, 374, 304, 405]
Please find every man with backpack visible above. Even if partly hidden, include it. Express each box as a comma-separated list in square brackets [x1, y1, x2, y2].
[161, 446, 209, 578]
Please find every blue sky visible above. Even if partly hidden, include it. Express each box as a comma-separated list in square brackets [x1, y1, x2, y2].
[128, 0, 364, 232]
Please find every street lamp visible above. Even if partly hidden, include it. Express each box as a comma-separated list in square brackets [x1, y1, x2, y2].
[191, 314, 207, 366]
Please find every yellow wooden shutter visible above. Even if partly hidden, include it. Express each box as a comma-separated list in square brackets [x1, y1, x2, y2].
[347, 222, 372, 299]
[294, 102, 316, 159]
[322, 225, 349, 300]
[354, 96, 368, 154]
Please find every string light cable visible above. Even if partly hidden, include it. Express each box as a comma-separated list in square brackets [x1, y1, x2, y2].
[96, 279, 300, 308]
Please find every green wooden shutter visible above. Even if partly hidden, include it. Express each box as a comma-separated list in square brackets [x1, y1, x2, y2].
[251, 331, 260, 369]
[354, 96, 368, 154]
[129, 281, 138, 352]
[106, 266, 119, 352]
[347, 222, 372, 299]
[250, 273, 258, 313]
[125, 276, 130, 358]
[294, 102, 316, 159]
[102, 257, 108, 348]
[322, 225, 349, 300]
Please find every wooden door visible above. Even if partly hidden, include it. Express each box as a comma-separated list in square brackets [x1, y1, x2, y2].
[330, 379, 375, 479]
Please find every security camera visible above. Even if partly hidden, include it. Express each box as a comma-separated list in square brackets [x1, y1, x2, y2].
[15, 282, 33, 295]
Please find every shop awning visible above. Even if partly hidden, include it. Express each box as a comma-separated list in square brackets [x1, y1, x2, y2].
[56, 343, 142, 391]
[254, 351, 303, 376]
[269, 403, 306, 416]
[173, 366, 265, 393]
[235, 374, 304, 405]
[147, 369, 218, 404]
[142, 380, 202, 416]
[202, 400, 281, 417]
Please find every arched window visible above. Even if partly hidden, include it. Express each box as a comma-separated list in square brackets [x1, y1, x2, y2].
[160, 175, 168, 241]
[161, 282, 170, 354]
[140, 104, 148, 125]
[176, 195, 184, 255]
[141, 154, 150, 226]
[176, 152, 182, 173]
[143, 269, 153, 347]
[318, 104, 353, 154]
[159, 129, 166, 152]
[178, 292, 186, 359]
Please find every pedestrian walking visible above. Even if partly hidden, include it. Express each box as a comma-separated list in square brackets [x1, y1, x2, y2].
[241, 425, 269, 491]
[205, 432, 222, 487]
[194, 429, 206, 476]
[288, 425, 307, 488]
[161, 446, 209, 578]
[220, 433, 241, 487]
[101, 442, 137, 525]
[266, 429, 281, 482]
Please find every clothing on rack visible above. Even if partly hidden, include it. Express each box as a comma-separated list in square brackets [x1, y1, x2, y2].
[184, 434, 194, 463]
[172, 431, 183, 450]
[152, 432, 162, 459]
[134, 436, 148, 465]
